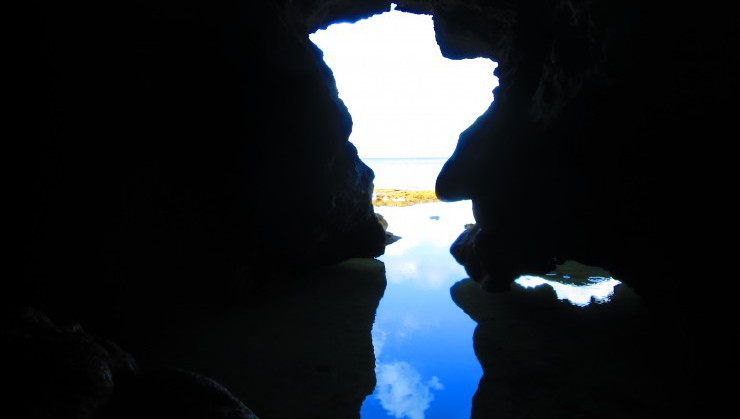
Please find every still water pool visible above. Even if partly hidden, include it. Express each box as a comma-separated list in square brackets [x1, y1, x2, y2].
[362, 201, 630, 418]
[361, 201, 480, 418]
[117, 201, 682, 419]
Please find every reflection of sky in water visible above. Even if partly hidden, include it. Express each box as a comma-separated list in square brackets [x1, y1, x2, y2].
[361, 201, 622, 418]
[361, 201, 480, 419]
[375, 362, 444, 419]
[515, 275, 622, 307]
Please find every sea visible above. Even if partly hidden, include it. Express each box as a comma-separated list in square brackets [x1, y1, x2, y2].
[363, 157, 447, 190]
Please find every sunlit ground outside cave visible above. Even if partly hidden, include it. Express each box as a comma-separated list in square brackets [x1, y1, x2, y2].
[308, 5, 660, 419]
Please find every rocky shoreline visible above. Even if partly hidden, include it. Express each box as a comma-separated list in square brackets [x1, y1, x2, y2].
[372, 189, 439, 207]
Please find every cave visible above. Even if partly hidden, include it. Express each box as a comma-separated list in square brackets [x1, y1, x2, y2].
[8, 1, 738, 418]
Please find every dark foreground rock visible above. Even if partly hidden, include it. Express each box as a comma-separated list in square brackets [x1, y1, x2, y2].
[2, 307, 258, 419]
[2, 307, 138, 419]
[451, 279, 688, 419]
[109, 258, 387, 419]
[384, 231, 402, 245]
[421, 0, 738, 296]
[421, 1, 737, 412]
[13, 0, 389, 321]
[102, 369, 258, 419]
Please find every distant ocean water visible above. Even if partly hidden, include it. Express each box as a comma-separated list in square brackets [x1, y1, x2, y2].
[363, 157, 447, 190]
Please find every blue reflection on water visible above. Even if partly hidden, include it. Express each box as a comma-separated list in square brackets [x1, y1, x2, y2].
[361, 201, 480, 419]
[361, 202, 623, 418]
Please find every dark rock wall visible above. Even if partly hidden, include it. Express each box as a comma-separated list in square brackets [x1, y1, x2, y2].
[14, 0, 737, 311]
[451, 279, 689, 419]
[110, 258, 387, 418]
[416, 0, 738, 413]
[423, 0, 738, 292]
[2, 308, 138, 419]
[2, 307, 258, 419]
[12, 0, 738, 415]
[15, 0, 388, 319]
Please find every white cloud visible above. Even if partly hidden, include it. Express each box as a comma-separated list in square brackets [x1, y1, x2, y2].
[375, 361, 444, 419]
[378, 201, 473, 289]
[372, 327, 388, 359]
[310, 6, 497, 158]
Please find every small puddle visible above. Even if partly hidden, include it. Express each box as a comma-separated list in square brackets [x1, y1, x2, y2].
[515, 260, 622, 307]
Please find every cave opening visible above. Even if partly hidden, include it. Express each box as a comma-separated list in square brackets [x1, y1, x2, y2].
[310, 5, 495, 417]
[313, 5, 621, 305]
[309, 4, 496, 189]
[309, 5, 622, 417]
[15, 1, 723, 418]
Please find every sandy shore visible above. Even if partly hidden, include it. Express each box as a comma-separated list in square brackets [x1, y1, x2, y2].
[372, 189, 440, 207]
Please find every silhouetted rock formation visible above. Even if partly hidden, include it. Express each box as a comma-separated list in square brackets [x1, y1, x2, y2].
[15, 1, 388, 321]
[451, 279, 688, 419]
[102, 369, 258, 419]
[424, 0, 737, 413]
[2, 307, 258, 419]
[110, 259, 387, 418]
[2, 307, 138, 418]
[13, 0, 738, 416]
[451, 223, 554, 291]
[401, 0, 740, 292]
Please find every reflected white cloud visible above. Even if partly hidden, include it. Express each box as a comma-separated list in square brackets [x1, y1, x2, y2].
[395, 261, 420, 278]
[401, 314, 421, 331]
[312, 6, 488, 417]
[377, 201, 475, 289]
[372, 328, 388, 359]
[395, 313, 428, 339]
[378, 202, 475, 247]
[375, 361, 444, 419]
[375, 313, 434, 349]
[383, 259, 448, 290]
[515, 276, 622, 307]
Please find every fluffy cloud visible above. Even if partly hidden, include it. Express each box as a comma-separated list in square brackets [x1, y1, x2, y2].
[375, 361, 444, 419]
